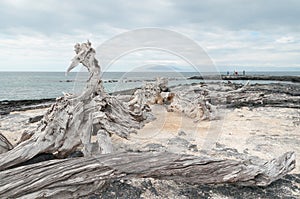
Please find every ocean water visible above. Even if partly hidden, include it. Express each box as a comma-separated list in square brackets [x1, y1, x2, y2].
[0, 72, 198, 101]
[0, 71, 299, 101]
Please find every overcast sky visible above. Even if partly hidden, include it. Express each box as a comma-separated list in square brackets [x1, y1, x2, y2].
[0, 0, 299, 72]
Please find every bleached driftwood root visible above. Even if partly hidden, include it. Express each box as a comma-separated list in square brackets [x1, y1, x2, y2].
[129, 77, 167, 108]
[0, 151, 295, 198]
[0, 41, 151, 170]
[167, 88, 218, 121]
[128, 78, 218, 121]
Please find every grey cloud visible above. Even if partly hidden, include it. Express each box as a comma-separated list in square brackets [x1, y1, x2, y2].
[0, 0, 299, 71]
[1, 0, 299, 34]
[0, 0, 175, 35]
[171, 0, 300, 31]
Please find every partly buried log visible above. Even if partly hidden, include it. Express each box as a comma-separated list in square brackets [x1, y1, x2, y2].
[0, 151, 295, 198]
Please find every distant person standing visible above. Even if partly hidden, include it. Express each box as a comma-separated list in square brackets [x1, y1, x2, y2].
[243, 70, 245, 76]
[227, 71, 229, 76]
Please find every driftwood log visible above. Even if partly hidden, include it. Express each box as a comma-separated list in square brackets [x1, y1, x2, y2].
[0, 151, 295, 198]
[170, 81, 300, 110]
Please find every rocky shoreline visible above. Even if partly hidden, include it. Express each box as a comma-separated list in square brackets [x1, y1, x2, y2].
[0, 98, 55, 115]
[189, 74, 300, 83]
[1, 81, 299, 115]
[0, 88, 138, 116]
[1, 74, 299, 116]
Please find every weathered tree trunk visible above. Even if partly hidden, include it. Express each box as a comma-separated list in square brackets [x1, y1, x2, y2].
[0, 42, 151, 171]
[0, 151, 295, 198]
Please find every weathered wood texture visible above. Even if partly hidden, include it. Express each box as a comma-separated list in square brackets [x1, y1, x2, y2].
[128, 78, 218, 121]
[0, 151, 295, 198]
[0, 133, 13, 154]
[167, 88, 218, 121]
[0, 42, 151, 171]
